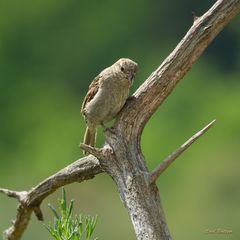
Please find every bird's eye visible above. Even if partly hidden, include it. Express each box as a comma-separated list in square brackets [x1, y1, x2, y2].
[121, 67, 125, 72]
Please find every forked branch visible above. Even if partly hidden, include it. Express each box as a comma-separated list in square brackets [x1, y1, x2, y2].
[119, 0, 240, 134]
[0, 156, 102, 240]
[0, 189, 27, 202]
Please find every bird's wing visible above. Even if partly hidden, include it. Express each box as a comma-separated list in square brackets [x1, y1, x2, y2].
[81, 75, 101, 114]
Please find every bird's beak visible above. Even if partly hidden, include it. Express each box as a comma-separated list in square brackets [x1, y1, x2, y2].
[128, 72, 135, 84]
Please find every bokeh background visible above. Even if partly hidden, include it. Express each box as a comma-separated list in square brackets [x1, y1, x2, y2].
[0, 0, 239, 239]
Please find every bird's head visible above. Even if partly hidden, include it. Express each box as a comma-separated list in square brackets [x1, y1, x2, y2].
[115, 58, 138, 84]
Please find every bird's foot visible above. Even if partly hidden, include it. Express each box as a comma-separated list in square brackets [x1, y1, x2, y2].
[100, 122, 115, 134]
[104, 127, 116, 135]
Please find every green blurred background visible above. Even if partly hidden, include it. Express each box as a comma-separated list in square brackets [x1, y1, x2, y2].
[0, 0, 239, 239]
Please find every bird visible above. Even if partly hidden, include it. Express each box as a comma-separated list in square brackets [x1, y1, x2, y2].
[81, 58, 138, 155]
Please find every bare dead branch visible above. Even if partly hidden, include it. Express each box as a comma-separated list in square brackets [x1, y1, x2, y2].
[149, 120, 216, 184]
[118, 0, 240, 135]
[1, 155, 102, 240]
[0, 189, 27, 202]
[79, 143, 104, 159]
[33, 206, 44, 221]
[4, 205, 33, 240]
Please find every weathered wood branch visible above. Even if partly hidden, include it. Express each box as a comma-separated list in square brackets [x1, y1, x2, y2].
[119, 0, 240, 134]
[149, 120, 216, 184]
[1, 0, 239, 239]
[101, 1, 239, 239]
[0, 189, 27, 202]
[0, 156, 102, 240]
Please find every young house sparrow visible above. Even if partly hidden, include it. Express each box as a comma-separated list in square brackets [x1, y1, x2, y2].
[81, 58, 138, 154]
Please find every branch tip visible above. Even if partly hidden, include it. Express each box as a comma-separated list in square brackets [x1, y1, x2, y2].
[33, 205, 44, 221]
[149, 119, 216, 184]
[191, 11, 200, 22]
[0, 188, 27, 202]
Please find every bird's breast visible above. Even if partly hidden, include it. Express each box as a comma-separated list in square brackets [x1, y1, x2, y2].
[84, 84, 129, 125]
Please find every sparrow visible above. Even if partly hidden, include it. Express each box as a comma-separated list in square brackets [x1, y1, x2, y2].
[81, 58, 138, 154]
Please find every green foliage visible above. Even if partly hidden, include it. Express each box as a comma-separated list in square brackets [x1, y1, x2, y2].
[45, 188, 98, 240]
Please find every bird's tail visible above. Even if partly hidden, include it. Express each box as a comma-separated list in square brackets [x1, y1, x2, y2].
[83, 127, 96, 155]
